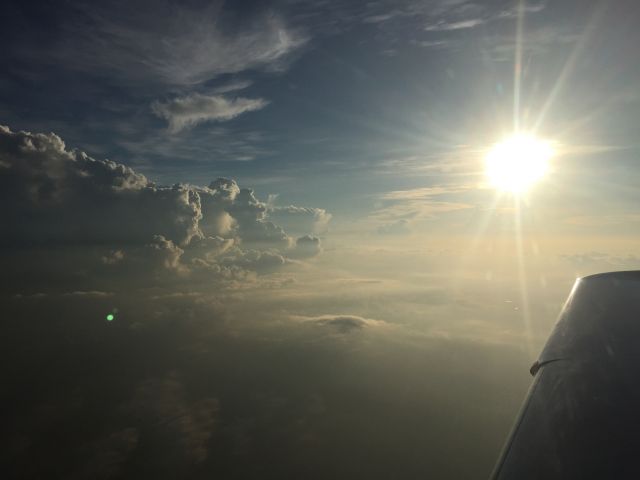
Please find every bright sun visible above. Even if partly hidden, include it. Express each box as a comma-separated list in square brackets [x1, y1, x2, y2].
[485, 134, 553, 194]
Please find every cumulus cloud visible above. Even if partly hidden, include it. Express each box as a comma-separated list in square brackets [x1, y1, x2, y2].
[290, 235, 323, 259]
[0, 126, 331, 292]
[221, 249, 288, 273]
[267, 206, 332, 236]
[141, 235, 187, 273]
[228, 187, 291, 248]
[0, 126, 200, 247]
[181, 236, 235, 264]
[102, 249, 125, 265]
[152, 94, 269, 132]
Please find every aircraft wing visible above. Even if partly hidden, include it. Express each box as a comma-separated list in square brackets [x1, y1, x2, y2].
[491, 271, 640, 479]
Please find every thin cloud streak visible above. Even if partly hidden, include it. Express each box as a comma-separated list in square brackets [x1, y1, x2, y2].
[152, 94, 269, 133]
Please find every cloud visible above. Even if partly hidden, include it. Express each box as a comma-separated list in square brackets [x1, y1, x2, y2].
[412, 40, 448, 49]
[422, 1, 545, 32]
[424, 18, 485, 31]
[62, 290, 114, 297]
[486, 25, 579, 61]
[0, 126, 200, 247]
[0, 126, 331, 292]
[120, 126, 273, 171]
[380, 186, 469, 201]
[152, 94, 269, 133]
[223, 185, 292, 248]
[52, 2, 307, 87]
[267, 206, 332, 235]
[212, 79, 253, 94]
[219, 248, 288, 273]
[362, 12, 402, 24]
[354, 0, 547, 54]
[377, 219, 411, 235]
[371, 185, 473, 224]
[423, 1, 546, 32]
[496, 2, 546, 19]
[290, 235, 323, 259]
[140, 235, 187, 274]
[294, 314, 387, 333]
[560, 252, 640, 272]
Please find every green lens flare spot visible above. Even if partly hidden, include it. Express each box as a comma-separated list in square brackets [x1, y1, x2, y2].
[106, 313, 115, 321]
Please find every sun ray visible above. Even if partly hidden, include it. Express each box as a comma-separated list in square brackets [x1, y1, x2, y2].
[532, 2, 607, 133]
[513, 0, 525, 132]
[514, 197, 535, 358]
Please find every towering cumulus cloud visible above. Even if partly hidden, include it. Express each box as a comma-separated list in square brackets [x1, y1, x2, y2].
[0, 126, 328, 292]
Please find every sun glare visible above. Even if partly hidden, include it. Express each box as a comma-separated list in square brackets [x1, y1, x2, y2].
[485, 134, 553, 194]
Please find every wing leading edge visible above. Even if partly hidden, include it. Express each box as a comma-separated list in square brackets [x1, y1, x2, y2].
[491, 271, 640, 479]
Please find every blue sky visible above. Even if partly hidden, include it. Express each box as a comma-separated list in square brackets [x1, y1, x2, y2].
[4, 0, 639, 220]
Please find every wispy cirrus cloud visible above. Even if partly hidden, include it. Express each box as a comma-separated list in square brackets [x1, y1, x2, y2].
[212, 80, 254, 94]
[424, 18, 485, 32]
[116, 125, 275, 170]
[356, 0, 549, 54]
[371, 185, 474, 228]
[422, 2, 547, 33]
[52, 1, 307, 87]
[152, 94, 269, 133]
[380, 185, 471, 201]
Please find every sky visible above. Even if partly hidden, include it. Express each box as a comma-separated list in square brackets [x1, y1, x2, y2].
[2, 0, 640, 478]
